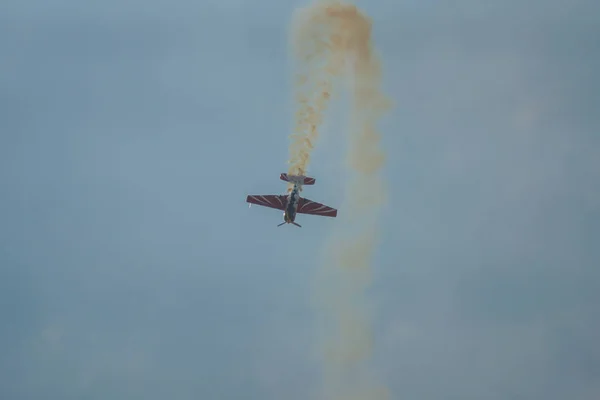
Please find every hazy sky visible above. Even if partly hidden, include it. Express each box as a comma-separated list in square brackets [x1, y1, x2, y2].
[1, 0, 599, 399]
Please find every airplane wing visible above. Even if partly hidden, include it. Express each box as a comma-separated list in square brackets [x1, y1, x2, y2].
[246, 195, 287, 210]
[297, 197, 338, 217]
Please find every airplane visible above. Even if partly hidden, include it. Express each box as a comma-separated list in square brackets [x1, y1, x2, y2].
[246, 173, 337, 227]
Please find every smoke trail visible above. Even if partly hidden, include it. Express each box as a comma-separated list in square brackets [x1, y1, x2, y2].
[287, 1, 391, 399]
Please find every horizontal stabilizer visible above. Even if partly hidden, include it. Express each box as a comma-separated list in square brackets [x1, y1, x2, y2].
[280, 173, 315, 185]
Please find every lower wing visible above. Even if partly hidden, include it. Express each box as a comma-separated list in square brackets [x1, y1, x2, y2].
[297, 197, 337, 217]
[246, 195, 287, 210]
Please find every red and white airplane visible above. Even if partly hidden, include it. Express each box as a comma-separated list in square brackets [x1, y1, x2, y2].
[246, 173, 337, 227]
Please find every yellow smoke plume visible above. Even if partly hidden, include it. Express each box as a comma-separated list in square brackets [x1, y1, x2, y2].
[287, 1, 391, 399]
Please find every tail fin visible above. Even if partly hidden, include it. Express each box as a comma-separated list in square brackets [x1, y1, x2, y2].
[280, 173, 315, 185]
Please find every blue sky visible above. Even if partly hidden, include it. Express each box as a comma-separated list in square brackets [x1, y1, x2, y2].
[1, 0, 599, 399]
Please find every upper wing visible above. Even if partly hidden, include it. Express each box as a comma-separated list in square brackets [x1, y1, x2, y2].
[246, 195, 287, 211]
[297, 197, 337, 217]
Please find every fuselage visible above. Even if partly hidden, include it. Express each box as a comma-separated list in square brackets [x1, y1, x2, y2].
[283, 183, 301, 223]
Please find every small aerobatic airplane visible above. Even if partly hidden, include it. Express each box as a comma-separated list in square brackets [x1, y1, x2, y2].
[246, 173, 337, 227]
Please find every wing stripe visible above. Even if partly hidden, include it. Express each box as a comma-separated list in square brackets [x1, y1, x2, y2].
[308, 204, 329, 211]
